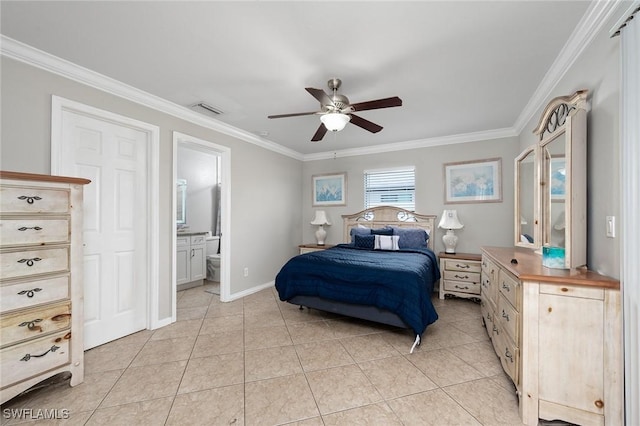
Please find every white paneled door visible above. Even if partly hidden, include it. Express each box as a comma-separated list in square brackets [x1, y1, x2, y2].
[57, 110, 149, 349]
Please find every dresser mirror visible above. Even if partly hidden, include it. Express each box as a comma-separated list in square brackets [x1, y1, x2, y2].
[514, 90, 588, 268]
[514, 145, 538, 248]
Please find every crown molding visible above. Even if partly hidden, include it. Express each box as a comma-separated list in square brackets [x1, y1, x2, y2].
[302, 127, 518, 161]
[513, 0, 623, 135]
[0, 35, 304, 161]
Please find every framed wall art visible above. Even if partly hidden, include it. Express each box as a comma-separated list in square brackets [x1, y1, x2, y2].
[444, 158, 502, 204]
[312, 172, 347, 206]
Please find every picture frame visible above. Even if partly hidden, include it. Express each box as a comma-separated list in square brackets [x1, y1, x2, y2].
[312, 172, 347, 206]
[549, 157, 566, 201]
[444, 158, 502, 204]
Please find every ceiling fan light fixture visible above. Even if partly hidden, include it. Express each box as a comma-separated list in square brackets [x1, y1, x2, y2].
[320, 113, 351, 132]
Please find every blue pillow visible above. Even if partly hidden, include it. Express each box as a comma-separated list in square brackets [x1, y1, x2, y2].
[391, 227, 429, 249]
[353, 234, 375, 250]
[371, 227, 393, 236]
[350, 226, 372, 243]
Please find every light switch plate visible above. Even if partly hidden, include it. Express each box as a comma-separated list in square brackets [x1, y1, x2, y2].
[606, 216, 615, 238]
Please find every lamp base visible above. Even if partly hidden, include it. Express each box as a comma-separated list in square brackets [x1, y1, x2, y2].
[442, 229, 459, 254]
[315, 225, 327, 245]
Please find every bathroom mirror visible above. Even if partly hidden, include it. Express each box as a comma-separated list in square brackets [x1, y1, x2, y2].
[176, 179, 187, 225]
[514, 145, 538, 248]
[514, 90, 588, 268]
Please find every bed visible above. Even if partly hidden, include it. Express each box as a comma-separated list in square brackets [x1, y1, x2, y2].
[275, 206, 440, 352]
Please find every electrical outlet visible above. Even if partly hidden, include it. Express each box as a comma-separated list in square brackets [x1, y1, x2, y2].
[243, 267, 249, 277]
[606, 216, 615, 238]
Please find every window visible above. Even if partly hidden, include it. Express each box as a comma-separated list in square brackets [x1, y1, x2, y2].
[364, 167, 415, 211]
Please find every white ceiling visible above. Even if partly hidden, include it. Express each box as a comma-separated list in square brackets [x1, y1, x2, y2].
[0, 1, 592, 156]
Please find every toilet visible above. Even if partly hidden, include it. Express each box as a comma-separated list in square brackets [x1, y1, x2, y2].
[206, 236, 221, 282]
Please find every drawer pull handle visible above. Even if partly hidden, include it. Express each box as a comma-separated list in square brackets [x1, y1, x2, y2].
[454, 274, 469, 279]
[18, 258, 42, 267]
[17, 195, 43, 205]
[594, 400, 604, 409]
[487, 313, 492, 321]
[18, 226, 43, 231]
[505, 348, 514, 363]
[52, 314, 71, 322]
[492, 325, 499, 335]
[502, 283, 510, 291]
[17, 288, 43, 298]
[454, 285, 469, 290]
[20, 345, 60, 362]
[502, 310, 510, 321]
[455, 263, 470, 269]
[19, 319, 43, 332]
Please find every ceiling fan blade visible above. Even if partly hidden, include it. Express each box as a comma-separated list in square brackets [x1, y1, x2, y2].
[349, 114, 383, 133]
[306, 88, 334, 107]
[349, 96, 402, 112]
[268, 111, 319, 119]
[311, 124, 328, 141]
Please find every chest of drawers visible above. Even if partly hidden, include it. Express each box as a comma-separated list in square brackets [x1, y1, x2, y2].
[481, 246, 622, 426]
[0, 171, 90, 404]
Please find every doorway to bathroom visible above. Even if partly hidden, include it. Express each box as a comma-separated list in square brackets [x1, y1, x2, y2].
[172, 132, 230, 320]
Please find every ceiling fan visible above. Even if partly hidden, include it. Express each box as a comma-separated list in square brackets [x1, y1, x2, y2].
[267, 78, 402, 142]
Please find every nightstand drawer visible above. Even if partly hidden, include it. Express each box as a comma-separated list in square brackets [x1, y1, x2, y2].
[443, 270, 480, 283]
[443, 259, 481, 274]
[443, 279, 480, 295]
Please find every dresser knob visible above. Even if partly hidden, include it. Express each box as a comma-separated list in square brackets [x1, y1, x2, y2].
[594, 400, 604, 409]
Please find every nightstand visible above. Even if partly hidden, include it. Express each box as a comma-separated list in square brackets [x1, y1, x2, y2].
[298, 244, 335, 254]
[438, 252, 482, 300]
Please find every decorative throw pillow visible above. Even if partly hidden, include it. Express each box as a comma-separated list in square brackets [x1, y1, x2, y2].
[353, 234, 375, 250]
[391, 227, 429, 249]
[371, 227, 394, 236]
[374, 234, 400, 250]
[350, 226, 371, 243]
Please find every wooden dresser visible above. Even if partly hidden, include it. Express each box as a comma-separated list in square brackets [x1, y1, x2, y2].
[0, 171, 90, 404]
[481, 246, 622, 426]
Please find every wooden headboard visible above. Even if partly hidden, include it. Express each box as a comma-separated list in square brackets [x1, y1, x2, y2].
[342, 206, 437, 252]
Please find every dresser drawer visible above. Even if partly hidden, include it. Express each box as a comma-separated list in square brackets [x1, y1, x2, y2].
[0, 247, 69, 281]
[1, 302, 71, 349]
[443, 278, 481, 295]
[498, 293, 519, 343]
[1, 275, 70, 313]
[481, 299, 494, 331]
[0, 186, 69, 214]
[0, 218, 70, 247]
[443, 258, 481, 274]
[498, 269, 520, 309]
[0, 331, 71, 386]
[497, 332, 519, 385]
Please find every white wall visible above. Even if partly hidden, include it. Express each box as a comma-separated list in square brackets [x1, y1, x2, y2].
[302, 136, 521, 255]
[0, 57, 303, 322]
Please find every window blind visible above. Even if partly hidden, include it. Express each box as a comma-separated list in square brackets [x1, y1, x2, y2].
[364, 167, 415, 211]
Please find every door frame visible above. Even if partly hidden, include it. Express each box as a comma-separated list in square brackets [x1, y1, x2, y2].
[50, 95, 163, 329]
[172, 131, 231, 316]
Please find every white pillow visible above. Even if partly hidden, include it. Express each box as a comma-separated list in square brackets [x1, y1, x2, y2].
[374, 234, 400, 251]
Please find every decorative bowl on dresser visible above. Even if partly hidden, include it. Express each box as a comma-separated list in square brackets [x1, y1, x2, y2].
[0, 171, 90, 404]
[481, 246, 622, 426]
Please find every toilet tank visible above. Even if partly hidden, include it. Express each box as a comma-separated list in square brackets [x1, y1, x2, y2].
[206, 236, 220, 256]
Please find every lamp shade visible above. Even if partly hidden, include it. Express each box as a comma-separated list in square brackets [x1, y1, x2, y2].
[310, 210, 331, 226]
[438, 210, 463, 230]
[320, 113, 351, 131]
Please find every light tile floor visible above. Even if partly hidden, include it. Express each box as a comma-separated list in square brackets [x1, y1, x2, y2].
[1, 284, 529, 425]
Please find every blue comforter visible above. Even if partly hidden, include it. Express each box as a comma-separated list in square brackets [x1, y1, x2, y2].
[275, 244, 440, 335]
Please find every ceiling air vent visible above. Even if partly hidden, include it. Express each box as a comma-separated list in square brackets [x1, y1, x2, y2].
[190, 102, 224, 117]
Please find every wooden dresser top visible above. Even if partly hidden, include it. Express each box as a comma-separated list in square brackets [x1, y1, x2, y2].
[482, 246, 620, 290]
